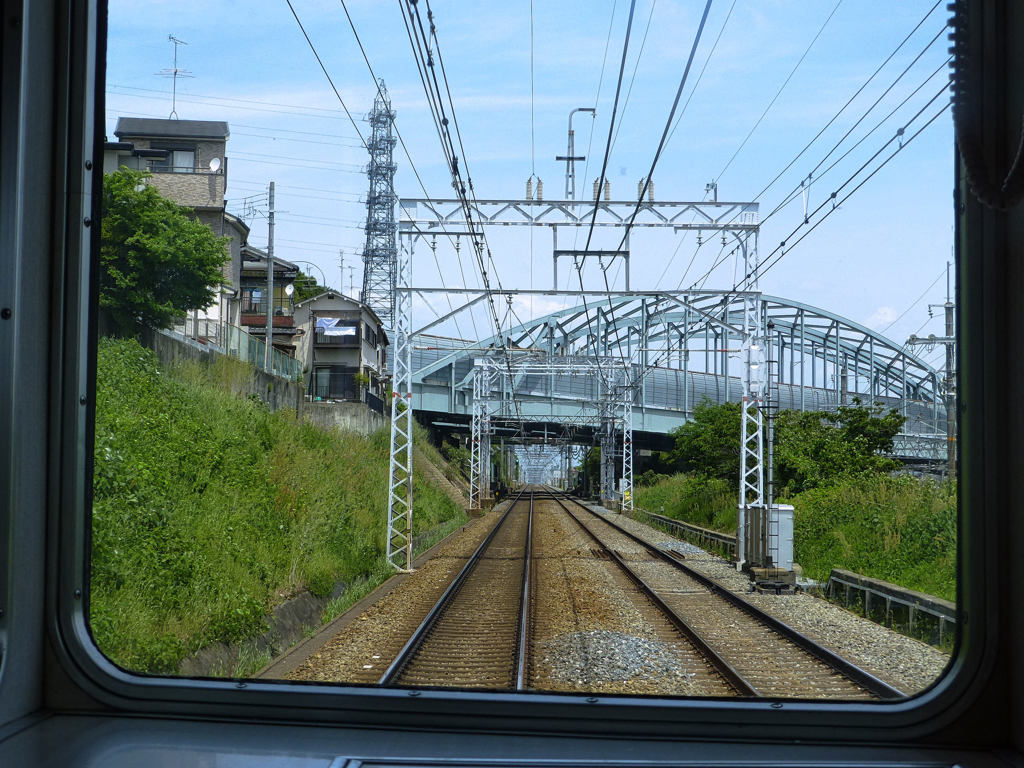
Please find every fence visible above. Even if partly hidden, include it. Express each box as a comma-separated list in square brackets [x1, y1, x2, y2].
[221, 323, 302, 381]
[825, 568, 956, 647]
[175, 317, 222, 346]
[629, 507, 738, 560]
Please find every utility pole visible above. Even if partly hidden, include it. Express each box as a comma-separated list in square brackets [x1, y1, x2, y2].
[264, 181, 275, 371]
[339, 250, 344, 296]
[943, 265, 956, 478]
[906, 262, 957, 478]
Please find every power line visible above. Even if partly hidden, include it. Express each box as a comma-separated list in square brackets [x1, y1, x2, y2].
[642, 95, 951, 377]
[571, 0, 618, 259]
[744, 101, 951, 288]
[714, 0, 842, 184]
[663, 0, 736, 151]
[608, 0, 658, 156]
[748, 0, 944, 206]
[107, 84, 364, 121]
[689, 56, 951, 290]
[336, 0, 482, 339]
[881, 267, 947, 334]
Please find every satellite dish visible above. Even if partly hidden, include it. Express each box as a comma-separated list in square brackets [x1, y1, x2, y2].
[208, 157, 222, 172]
[284, 283, 294, 297]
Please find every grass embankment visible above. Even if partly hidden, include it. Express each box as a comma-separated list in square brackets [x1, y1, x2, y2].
[91, 337, 466, 674]
[634, 472, 956, 602]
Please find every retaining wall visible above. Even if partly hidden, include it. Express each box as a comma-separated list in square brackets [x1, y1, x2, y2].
[138, 326, 305, 414]
[304, 400, 386, 436]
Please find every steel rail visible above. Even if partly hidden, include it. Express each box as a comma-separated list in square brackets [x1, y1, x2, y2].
[553, 489, 906, 700]
[515, 491, 535, 691]
[542, 490, 760, 698]
[378, 488, 530, 686]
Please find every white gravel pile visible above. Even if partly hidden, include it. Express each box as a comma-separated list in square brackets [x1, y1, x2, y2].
[542, 629, 696, 689]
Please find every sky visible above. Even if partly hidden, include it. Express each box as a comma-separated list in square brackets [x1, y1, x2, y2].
[105, 0, 955, 372]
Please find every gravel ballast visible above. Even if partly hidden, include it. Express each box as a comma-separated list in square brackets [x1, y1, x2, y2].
[285, 497, 951, 698]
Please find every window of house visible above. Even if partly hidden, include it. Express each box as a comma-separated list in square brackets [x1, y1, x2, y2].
[149, 146, 196, 173]
[241, 288, 262, 314]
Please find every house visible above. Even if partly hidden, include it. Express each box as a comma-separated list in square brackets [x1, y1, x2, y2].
[104, 117, 248, 344]
[293, 292, 389, 412]
[238, 246, 300, 356]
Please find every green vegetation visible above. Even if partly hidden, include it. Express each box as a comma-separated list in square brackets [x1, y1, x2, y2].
[634, 473, 736, 532]
[100, 169, 229, 333]
[790, 475, 956, 602]
[774, 400, 904, 496]
[634, 399, 954, 600]
[661, 398, 904, 495]
[440, 439, 471, 483]
[91, 337, 465, 674]
[293, 270, 336, 303]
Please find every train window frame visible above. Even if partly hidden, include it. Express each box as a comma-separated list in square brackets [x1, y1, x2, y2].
[17, 0, 1007, 747]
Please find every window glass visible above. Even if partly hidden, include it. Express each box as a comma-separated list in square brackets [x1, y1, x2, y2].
[95, 0, 956, 700]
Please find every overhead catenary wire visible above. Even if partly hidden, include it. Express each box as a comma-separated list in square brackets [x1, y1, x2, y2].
[571, 0, 618, 261]
[591, 0, 714, 380]
[714, 0, 843, 185]
[881, 267, 947, 335]
[748, 0, 944, 207]
[336, 0, 481, 341]
[687, 57, 951, 292]
[400, 0, 527, 427]
[641, 94, 951, 377]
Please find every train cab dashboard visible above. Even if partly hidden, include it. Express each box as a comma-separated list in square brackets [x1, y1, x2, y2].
[2, 0, 1024, 765]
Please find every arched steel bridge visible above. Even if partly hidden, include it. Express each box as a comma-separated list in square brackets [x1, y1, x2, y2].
[408, 290, 948, 462]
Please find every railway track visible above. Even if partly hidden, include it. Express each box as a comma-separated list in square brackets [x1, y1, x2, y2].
[542, 488, 904, 700]
[374, 485, 902, 699]
[379, 489, 534, 690]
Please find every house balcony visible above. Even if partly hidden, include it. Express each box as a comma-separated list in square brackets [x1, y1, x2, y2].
[240, 301, 294, 327]
[314, 328, 360, 347]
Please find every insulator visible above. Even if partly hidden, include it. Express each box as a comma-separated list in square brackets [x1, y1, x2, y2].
[604, 179, 611, 201]
[647, 179, 654, 202]
[593, 179, 600, 200]
[638, 178, 645, 199]
[526, 178, 533, 200]
[536, 179, 543, 200]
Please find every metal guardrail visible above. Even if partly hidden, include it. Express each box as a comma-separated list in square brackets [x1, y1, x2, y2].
[825, 568, 956, 647]
[629, 507, 737, 560]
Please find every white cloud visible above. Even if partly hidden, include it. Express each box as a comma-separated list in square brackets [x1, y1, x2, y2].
[866, 306, 898, 330]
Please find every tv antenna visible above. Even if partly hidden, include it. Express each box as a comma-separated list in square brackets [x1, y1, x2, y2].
[156, 35, 193, 119]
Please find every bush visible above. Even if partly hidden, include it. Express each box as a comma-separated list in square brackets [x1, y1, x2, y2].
[634, 473, 736, 531]
[787, 474, 956, 601]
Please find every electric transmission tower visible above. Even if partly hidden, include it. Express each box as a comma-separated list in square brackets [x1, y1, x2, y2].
[360, 80, 398, 331]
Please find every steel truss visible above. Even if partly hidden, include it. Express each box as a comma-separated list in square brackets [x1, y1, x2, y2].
[360, 80, 398, 329]
[470, 357, 628, 504]
[399, 197, 757, 291]
[411, 292, 943, 434]
[386, 237, 413, 571]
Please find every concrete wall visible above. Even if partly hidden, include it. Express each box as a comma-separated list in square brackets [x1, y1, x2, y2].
[304, 401, 386, 436]
[139, 326, 305, 414]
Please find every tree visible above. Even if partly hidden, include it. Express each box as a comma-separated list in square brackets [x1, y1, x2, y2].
[774, 399, 905, 496]
[293, 270, 336, 303]
[665, 398, 907, 497]
[664, 399, 742, 481]
[100, 168, 229, 332]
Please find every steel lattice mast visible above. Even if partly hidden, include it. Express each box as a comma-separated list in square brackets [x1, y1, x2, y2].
[360, 79, 398, 330]
[386, 236, 414, 571]
[737, 234, 765, 569]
